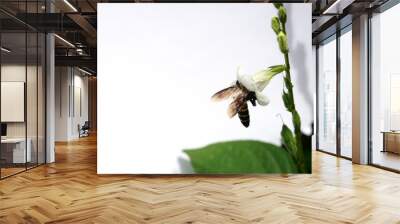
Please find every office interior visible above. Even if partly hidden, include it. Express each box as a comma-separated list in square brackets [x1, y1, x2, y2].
[315, 0, 400, 172]
[0, 0, 398, 178]
[0, 0, 97, 179]
[0, 1, 399, 222]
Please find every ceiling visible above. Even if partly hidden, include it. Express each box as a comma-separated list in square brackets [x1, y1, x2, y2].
[0, 0, 393, 74]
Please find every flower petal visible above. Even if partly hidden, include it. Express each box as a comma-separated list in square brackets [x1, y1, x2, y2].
[237, 74, 256, 92]
[252, 65, 286, 92]
[256, 91, 270, 106]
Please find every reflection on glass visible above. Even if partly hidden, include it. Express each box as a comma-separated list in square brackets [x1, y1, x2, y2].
[340, 29, 352, 158]
[371, 4, 400, 171]
[27, 31, 38, 169]
[318, 37, 337, 154]
[0, 1, 47, 179]
[38, 33, 46, 165]
[1, 32, 27, 177]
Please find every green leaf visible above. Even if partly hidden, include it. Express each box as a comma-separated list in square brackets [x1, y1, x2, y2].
[281, 125, 297, 158]
[184, 140, 299, 174]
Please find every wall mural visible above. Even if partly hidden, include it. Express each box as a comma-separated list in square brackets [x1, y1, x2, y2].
[98, 3, 313, 174]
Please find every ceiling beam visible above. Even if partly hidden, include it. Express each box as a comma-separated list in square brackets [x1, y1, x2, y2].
[67, 13, 97, 39]
[322, 0, 356, 14]
[55, 55, 96, 69]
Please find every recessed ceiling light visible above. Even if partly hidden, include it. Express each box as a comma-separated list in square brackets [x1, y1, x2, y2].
[1, 47, 11, 53]
[54, 34, 75, 48]
[78, 67, 93, 76]
[322, 0, 355, 15]
[63, 0, 78, 12]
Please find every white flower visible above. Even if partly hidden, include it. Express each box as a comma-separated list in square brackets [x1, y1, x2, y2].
[255, 91, 269, 106]
[237, 73, 256, 92]
[252, 65, 286, 91]
[237, 72, 269, 106]
[236, 65, 285, 106]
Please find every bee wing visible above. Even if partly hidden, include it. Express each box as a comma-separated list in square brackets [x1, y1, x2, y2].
[227, 95, 245, 118]
[211, 86, 241, 102]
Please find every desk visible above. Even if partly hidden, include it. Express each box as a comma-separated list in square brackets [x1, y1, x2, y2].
[1, 138, 31, 163]
[382, 131, 400, 154]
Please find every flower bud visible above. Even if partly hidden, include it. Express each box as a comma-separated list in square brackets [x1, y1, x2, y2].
[277, 32, 289, 53]
[278, 6, 287, 24]
[273, 3, 283, 9]
[271, 16, 280, 35]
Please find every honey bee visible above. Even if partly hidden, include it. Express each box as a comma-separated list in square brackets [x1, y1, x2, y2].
[212, 81, 257, 128]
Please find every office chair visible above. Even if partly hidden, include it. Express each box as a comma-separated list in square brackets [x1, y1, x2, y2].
[79, 121, 90, 138]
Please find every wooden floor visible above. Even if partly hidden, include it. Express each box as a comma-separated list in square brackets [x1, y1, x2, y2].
[1, 167, 26, 178]
[0, 134, 400, 223]
[373, 151, 400, 171]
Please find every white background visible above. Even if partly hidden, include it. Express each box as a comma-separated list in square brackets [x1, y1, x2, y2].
[98, 3, 313, 174]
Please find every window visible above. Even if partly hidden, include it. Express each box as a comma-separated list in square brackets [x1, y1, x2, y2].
[370, 3, 400, 171]
[340, 28, 352, 158]
[317, 36, 337, 154]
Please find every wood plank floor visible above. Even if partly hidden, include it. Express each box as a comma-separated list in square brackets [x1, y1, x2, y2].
[0, 134, 400, 223]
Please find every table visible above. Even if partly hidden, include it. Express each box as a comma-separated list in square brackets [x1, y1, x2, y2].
[1, 138, 31, 164]
[382, 131, 400, 154]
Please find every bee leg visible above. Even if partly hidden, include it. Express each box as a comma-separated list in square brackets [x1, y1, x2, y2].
[250, 98, 256, 106]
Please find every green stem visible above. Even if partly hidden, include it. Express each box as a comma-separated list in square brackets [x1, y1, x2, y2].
[281, 25, 305, 172]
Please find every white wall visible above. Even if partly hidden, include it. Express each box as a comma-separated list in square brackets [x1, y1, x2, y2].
[98, 4, 313, 174]
[55, 67, 89, 141]
[55, 66, 69, 141]
[72, 73, 89, 138]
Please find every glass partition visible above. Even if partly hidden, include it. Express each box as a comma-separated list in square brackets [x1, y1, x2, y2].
[0, 31, 28, 177]
[0, 1, 46, 179]
[317, 35, 337, 154]
[27, 31, 38, 169]
[38, 32, 45, 165]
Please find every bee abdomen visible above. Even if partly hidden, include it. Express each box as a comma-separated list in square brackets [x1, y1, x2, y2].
[238, 104, 250, 128]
